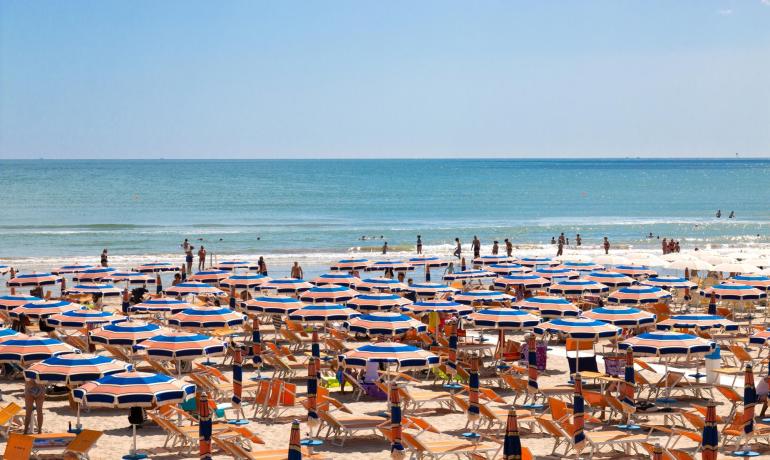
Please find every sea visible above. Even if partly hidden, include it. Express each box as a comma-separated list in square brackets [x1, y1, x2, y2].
[2, 158, 770, 277]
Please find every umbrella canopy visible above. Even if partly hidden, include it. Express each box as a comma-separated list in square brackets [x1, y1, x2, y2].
[583, 271, 635, 287]
[452, 290, 513, 305]
[406, 282, 458, 297]
[46, 309, 125, 328]
[473, 255, 515, 265]
[494, 274, 550, 289]
[52, 264, 93, 275]
[700, 283, 766, 301]
[407, 256, 449, 267]
[517, 257, 556, 267]
[548, 279, 609, 296]
[614, 265, 657, 277]
[348, 294, 413, 312]
[467, 308, 539, 329]
[534, 267, 580, 279]
[365, 261, 414, 272]
[657, 314, 739, 332]
[0, 265, 9, 275]
[345, 312, 426, 336]
[713, 262, 760, 274]
[406, 300, 472, 315]
[619, 331, 713, 356]
[134, 262, 178, 273]
[167, 306, 245, 329]
[0, 295, 42, 310]
[515, 296, 580, 318]
[583, 306, 656, 328]
[330, 258, 371, 271]
[165, 282, 225, 297]
[299, 285, 359, 303]
[72, 371, 195, 408]
[289, 304, 360, 322]
[731, 274, 770, 290]
[188, 270, 230, 283]
[311, 273, 362, 288]
[665, 258, 714, 271]
[488, 263, 531, 275]
[338, 343, 439, 370]
[102, 271, 155, 285]
[357, 277, 409, 293]
[213, 261, 260, 271]
[641, 276, 697, 289]
[607, 286, 672, 305]
[10, 300, 83, 319]
[24, 353, 131, 385]
[130, 297, 195, 314]
[7, 272, 61, 287]
[66, 283, 122, 297]
[534, 318, 621, 340]
[220, 273, 272, 289]
[90, 320, 163, 346]
[73, 267, 117, 282]
[558, 261, 605, 272]
[750, 329, 770, 345]
[0, 337, 75, 365]
[241, 296, 304, 315]
[260, 278, 313, 294]
[0, 328, 23, 343]
[443, 269, 494, 280]
[593, 254, 632, 265]
[136, 332, 225, 359]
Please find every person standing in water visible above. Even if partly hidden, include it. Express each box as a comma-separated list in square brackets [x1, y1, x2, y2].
[491, 241, 499, 255]
[472, 236, 481, 258]
[716, 209, 721, 218]
[258, 256, 267, 276]
[416, 235, 422, 254]
[291, 262, 303, 279]
[184, 245, 194, 274]
[576, 234, 582, 246]
[729, 211, 735, 218]
[197, 246, 206, 271]
[556, 239, 564, 256]
[505, 239, 513, 257]
[100, 249, 109, 267]
[453, 238, 462, 259]
[603, 237, 610, 254]
[382, 241, 388, 254]
[181, 239, 190, 251]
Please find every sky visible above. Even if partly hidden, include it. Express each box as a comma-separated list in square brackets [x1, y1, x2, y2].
[1, 1, 769, 159]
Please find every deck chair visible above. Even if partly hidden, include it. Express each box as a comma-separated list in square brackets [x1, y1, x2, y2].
[400, 431, 501, 460]
[62, 429, 102, 460]
[212, 435, 322, 460]
[316, 407, 387, 446]
[339, 371, 366, 400]
[0, 402, 24, 438]
[715, 386, 743, 420]
[3, 433, 33, 459]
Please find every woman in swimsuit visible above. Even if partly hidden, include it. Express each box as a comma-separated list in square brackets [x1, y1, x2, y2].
[24, 380, 46, 434]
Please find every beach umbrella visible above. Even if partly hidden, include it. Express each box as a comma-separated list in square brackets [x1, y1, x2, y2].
[102, 271, 154, 285]
[45, 309, 124, 328]
[198, 391, 213, 460]
[593, 254, 632, 266]
[607, 286, 671, 305]
[10, 300, 83, 319]
[349, 294, 413, 312]
[241, 295, 304, 315]
[0, 328, 23, 343]
[713, 262, 760, 274]
[702, 401, 718, 460]
[357, 277, 408, 293]
[406, 300, 472, 315]
[493, 274, 549, 289]
[614, 265, 657, 277]
[467, 308, 539, 330]
[251, 318, 263, 369]
[502, 409, 523, 460]
[0, 295, 42, 310]
[447, 321, 458, 376]
[657, 314, 738, 332]
[619, 346, 636, 427]
[534, 267, 580, 280]
[136, 332, 225, 374]
[583, 306, 657, 328]
[0, 337, 75, 365]
[443, 269, 495, 280]
[24, 353, 131, 385]
[733, 363, 757, 456]
[473, 255, 515, 265]
[534, 317, 621, 340]
[407, 256, 449, 267]
[52, 264, 93, 275]
[165, 281, 225, 297]
[731, 274, 770, 291]
[330, 258, 370, 271]
[389, 385, 405, 459]
[488, 263, 530, 275]
[260, 278, 313, 294]
[189, 270, 230, 283]
[526, 334, 538, 395]
[167, 306, 245, 329]
[130, 297, 195, 315]
[73, 267, 117, 282]
[468, 356, 480, 422]
[300, 284, 358, 303]
[700, 283, 766, 301]
[625, 253, 668, 267]
[311, 273, 362, 288]
[338, 343, 439, 370]
[583, 271, 635, 287]
[515, 296, 580, 318]
[0, 265, 9, 275]
[220, 273, 271, 289]
[699, 253, 735, 265]
[558, 261, 605, 272]
[134, 262, 178, 273]
[214, 260, 260, 271]
[452, 290, 513, 306]
[306, 356, 319, 430]
[66, 283, 122, 297]
[572, 373, 586, 454]
[547, 279, 609, 296]
[406, 282, 458, 297]
[344, 312, 425, 336]
[665, 258, 714, 272]
[517, 256, 556, 267]
[73, 371, 195, 460]
[289, 304, 360, 323]
[641, 276, 697, 289]
[7, 272, 61, 287]
[90, 320, 163, 346]
[288, 419, 302, 460]
[365, 261, 414, 272]
[750, 328, 770, 345]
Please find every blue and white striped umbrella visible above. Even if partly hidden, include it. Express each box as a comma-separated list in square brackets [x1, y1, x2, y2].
[614, 265, 657, 277]
[559, 261, 605, 272]
[25, 353, 132, 385]
[52, 264, 93, 275]
[473, 255, 515, 266]
[348, 294, 413, 312]
[641, 276, 697, 289]
[46, 309, 125, 328]
[165, 282, 225, 297]
[619, 331, 713, 356]
[338, 343, 439, 370]
[135, 332, 225, 359]
[731, 274, 770, 290]
[72, 371, 195, 408]
[443, 269, 495, 281]
[10, 300, 83, 319]
[488, 263, 531, 275]
[408, 256, 450, 267]
[607, 286, 671, 305]
[406, 283, 458, 297]
[517, 257, 556, 267]
[214, 260, 260, 271]
[534, 267, 580, 280]
[467, 308, 540, 330]
[365, 261, 414, 272]
[260, 278, 313, 294]
[7, 272, 61, 287]
[89, 320, 163, 346]
[0, 295, 42, 311]
[0, 328, 22, 343]
[73, 267, 117, 282]
[241, 296, 305, 314]
[167, 306, 246, 329]
[548, 280, 609, 296]
[66, 283, 122, 297]
[515, 296, 580, 318]
[330, 258, 371, 271]
[189, 270, 230, 283]
[701, 283, 766, 300]
[130, 297, 194, 314]
[311, 273, 362, 288]
[657, 315, 739, 332]
[0, 337, 75, 365]
[220, 273, 272, 289]
[452, 290, 513, 305]
[344, 312, 426, 336]
[289, 304, 360, 322]
[134, 262, 178, 273]
[582, 306, 657, 328]
[583, 271, 635, 287]
[494, 274, 550, 289]
[0, 265, 9, 275]
[534, 318, 621, 340]
[102, 271, 155, 285]
[406, 300, 473, 315]
[300, 284, 359, 303]
[357, 277, 408, 293]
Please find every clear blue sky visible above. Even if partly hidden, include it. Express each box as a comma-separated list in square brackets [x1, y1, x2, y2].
[1, 1, 769, 159]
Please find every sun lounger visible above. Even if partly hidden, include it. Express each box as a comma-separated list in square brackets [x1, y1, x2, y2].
[0, 402, 24, 438]
[212, 434, 324, 460]
[61, 428, 102, 460]
[400, 431, 501, 460]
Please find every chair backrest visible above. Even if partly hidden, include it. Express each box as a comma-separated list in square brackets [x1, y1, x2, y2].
[634, 370, 651, 385]
[549, 397, 571, 422]
[281, 382, 297, 406]
[582, 390, 606, 406]
[716, 386, 741, 403]
[566, 339, 594, 352]
[403, 416, 439, 434]
[3, 433, 33, 459]
[267, 380, 283, 407]
[195, 363, 230, 382]
[451, 395, 469, 412]
[669, 448, 696, 460]
[535, 416, 565, 439]
[400, 432, 428, 452]
[729, 345, 751, 363]
[479, 386, 504, 403]
[681, 411, 704, 430]
[664, 371, 685, 386]
[0, 402, 21, 424]
[522, 446, 533, 460]
[229, 426, 265, 445]
[64, 429, 102, 455]
[634, 359, 656, 373]
[254, 380, 271, 405]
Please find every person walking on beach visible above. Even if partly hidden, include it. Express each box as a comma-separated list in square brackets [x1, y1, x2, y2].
[382, 241, 388, 254]
[258, 256, 267, 276]
[505, 239, 513, 257]
[416, 235, 422, 255]
[576, 234, 582, 246]
[472, 236, 481, 258]
[24, 379, 46, 434]
[556, 239, 564, 256]
[184, 246, 194, 274]
[453, 238, 461, 259]
[603, 237, 610, 254]
[197, 246, 206, 271]
[291, 261, 303, 279]
[100, 249, 109, 267]
[491, 241, 499, 255]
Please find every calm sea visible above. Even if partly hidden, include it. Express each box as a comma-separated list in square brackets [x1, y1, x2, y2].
[1, 158, 770, 266]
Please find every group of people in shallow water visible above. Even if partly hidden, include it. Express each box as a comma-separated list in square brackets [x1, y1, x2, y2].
[716, 209, 735, 219]
[550, 233, 609, 255]
[661, 238, 681, 254]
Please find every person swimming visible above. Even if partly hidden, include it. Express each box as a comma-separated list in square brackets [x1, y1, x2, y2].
[729, 211, 735, 218]
[716, 209, 722, 218]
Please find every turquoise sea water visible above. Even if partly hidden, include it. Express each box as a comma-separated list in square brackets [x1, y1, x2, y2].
[1, 159, 770, 261]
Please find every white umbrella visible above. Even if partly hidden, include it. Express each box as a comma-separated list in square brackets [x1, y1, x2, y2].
[593, 255, 632, 265]
[625, 253, 668, 267]
[698, 253, 736, 265]
[665, 259, 714, 271]
[713, 262, 760, 274]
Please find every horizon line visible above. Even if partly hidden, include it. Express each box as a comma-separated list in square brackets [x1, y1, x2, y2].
[1, 155, 769, 161]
